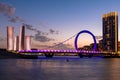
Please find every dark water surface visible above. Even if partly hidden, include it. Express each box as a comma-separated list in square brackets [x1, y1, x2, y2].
[0, 56, 120, 80]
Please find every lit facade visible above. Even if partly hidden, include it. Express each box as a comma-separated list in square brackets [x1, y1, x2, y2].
[25, 36, 31, 50]
[14, 36, 19, 51]
[7, 26, 14, 50]
[102, 12, 118, 52]
[118, 42, 120, 51]
[19, 26, 25, 50]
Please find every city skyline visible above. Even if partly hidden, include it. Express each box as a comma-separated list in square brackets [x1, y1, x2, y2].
[7, 26, 31, 51]
[0, 0, 120, 49]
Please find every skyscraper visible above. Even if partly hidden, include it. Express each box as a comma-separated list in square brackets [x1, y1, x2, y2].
[102, 12, 118, 52]
[14, 36, 19, 51]
[25, 36, 31, 50]
[7, 26, 14, 50]
[19, 26, 25, 50]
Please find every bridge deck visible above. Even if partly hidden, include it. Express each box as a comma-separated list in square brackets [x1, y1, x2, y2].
[17, 50, 120, 58]
[19, 50, 101, 53]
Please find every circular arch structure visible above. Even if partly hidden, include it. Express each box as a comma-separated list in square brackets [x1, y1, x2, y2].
[74, 30, 97, 51]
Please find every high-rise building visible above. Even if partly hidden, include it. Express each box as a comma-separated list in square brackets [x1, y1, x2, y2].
[7, 26, 14, 50]
[19, 26, 25, 50]
[14, 36, 19, 51]
[25, 36, 31, 50]
[118, 41, 120, 51]
[102, 12, 118, 52]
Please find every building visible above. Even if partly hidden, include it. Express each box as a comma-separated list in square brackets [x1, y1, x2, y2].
[24, 36, 31, 50]
[14, 36, 19, 51]
[19, 26, 25, 50]
[7, 26, 14, 50]
[98, 39, 103, 51]
[118, 42, 120, 51]
[102, 12, 118, 52]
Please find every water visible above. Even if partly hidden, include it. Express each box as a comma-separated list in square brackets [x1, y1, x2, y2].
[0, 56, 120, 80]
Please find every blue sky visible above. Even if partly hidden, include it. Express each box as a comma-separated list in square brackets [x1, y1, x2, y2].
[0, 0, 120, 49]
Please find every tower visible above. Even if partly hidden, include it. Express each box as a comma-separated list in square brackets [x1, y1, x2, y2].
[19, 26, 25, 50]
[25, 36, 31, 50]
[102, 12, 118, 52]
[14, 36, 19, 51]
[7, 26, 14, 50]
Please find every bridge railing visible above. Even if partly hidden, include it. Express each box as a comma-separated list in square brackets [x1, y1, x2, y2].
[18, 49, 103, 53]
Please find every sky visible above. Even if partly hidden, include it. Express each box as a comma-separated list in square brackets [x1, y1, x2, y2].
[0, 0, 120, 49]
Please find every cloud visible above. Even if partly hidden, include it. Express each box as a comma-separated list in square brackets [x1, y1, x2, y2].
[24, 24, 37, 31]
[39, 22, 59, 35]
[53, 43, 73, 50]
[0, 38, 4, 41]
[33, 29, 54, 42]
[39, 22, 48, 28]
[0, 38, 6, 41]
[9, 16, 24, 23]
[24, 23, 47, 35]
[95, 36, 102, 39]
[0, 2, 24, 23]
[0, 2, 15, 17]
[34, 35, 54, 42]
[49, 29, 55, 34]
[49, 29, 59, 34]
[24, 23, 55, 42]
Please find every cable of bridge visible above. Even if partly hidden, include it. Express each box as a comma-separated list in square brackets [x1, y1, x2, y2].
[44, 34, 77, 49]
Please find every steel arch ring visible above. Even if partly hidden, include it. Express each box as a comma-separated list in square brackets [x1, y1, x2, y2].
[74, 30, 97, 51]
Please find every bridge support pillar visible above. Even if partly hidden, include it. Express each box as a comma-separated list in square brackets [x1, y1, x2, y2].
[78, 53, 93, 58]
[88, 54, 93, 58]
[44, 53, 54, 58]
[78, 53, 83, 58]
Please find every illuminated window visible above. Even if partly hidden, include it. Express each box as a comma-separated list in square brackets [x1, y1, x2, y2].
[106, 25, 110, 28]
[106, 34, 110, 38]
[107, 41, 110, 45]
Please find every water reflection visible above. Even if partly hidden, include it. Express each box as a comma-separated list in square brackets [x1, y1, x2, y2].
[0, 58, 120, 80]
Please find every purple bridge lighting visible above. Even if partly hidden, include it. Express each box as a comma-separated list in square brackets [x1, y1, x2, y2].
[19, 49, 101, 53]
[74, 30, 97, 51]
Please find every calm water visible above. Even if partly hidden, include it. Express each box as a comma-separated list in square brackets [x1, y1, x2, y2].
[0, 56, 120, 80]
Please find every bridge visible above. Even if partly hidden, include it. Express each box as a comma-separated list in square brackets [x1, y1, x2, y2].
[18, 30, 120, 58]
[19, 49, 119, 58]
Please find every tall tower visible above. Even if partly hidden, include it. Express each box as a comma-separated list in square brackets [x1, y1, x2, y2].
[19, 26, 25, 50]
[14, 36, 19, 51]
[7, 26, 14, 50]
[102, 12, 118, 52]
[25, 36, 31, 50]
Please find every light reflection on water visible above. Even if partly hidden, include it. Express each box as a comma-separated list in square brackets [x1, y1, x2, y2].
[0, 57, 120, 80]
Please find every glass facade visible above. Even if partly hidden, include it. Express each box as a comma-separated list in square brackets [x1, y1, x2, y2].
[102, 12, 118, 52]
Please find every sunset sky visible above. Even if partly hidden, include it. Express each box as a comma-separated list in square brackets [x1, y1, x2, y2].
[0, 0, 120, 49]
